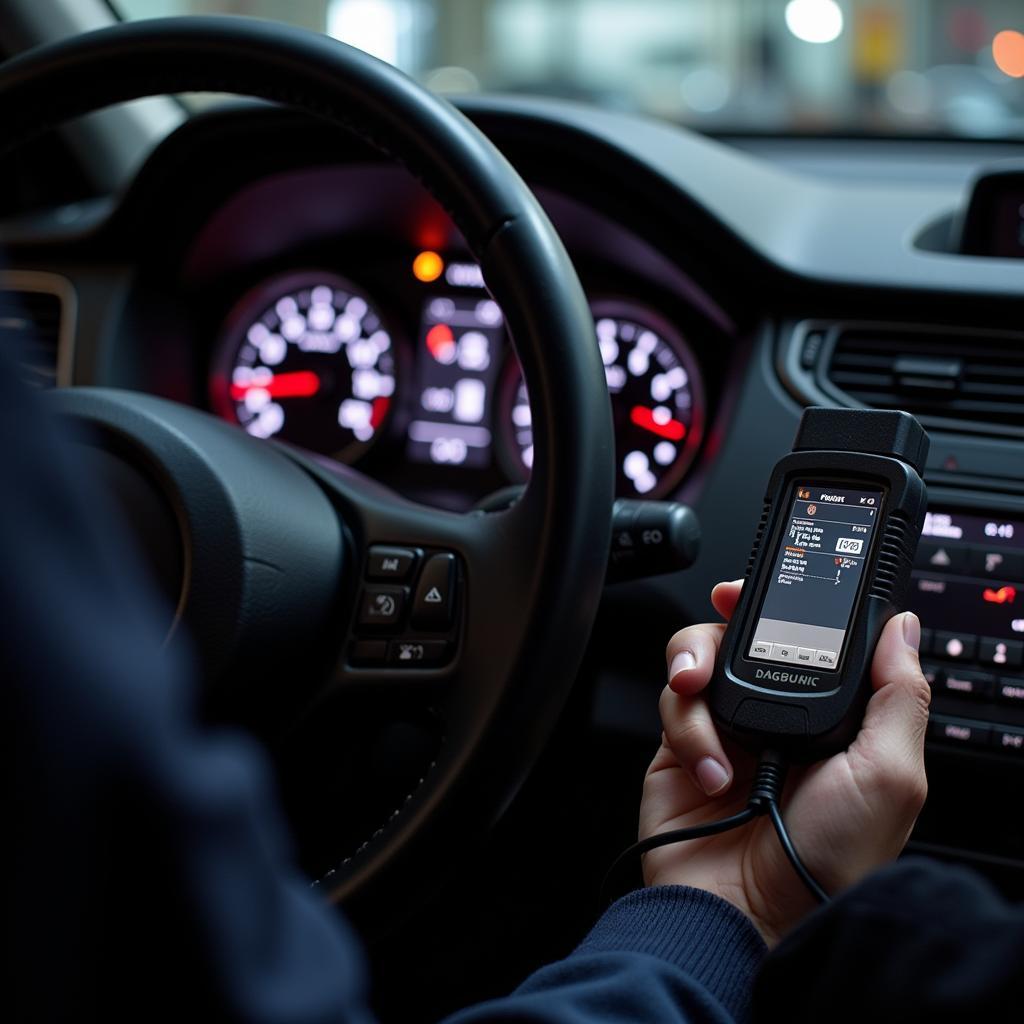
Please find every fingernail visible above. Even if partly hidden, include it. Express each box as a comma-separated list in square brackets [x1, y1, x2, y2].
[669, 650, 697, 681]
[903, 612, 921, 652]
[696, 756, 730, 796]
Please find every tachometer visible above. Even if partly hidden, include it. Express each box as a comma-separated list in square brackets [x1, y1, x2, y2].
[211, 271, 396, 460]
[500, 301, 703, 497]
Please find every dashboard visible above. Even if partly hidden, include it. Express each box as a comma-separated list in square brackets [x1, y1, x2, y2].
[2, 97, 1023, 892]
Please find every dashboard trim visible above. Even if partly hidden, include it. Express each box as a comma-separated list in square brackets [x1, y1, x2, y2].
[0, 268, 77, 387]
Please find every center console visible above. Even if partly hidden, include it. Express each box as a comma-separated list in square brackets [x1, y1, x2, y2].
[912, 498, 1024, 755]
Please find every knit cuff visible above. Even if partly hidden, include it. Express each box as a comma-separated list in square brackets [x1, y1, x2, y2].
[577, 886, 767, 1020]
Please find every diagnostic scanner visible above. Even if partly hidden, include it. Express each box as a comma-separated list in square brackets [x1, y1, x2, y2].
[709, 407, 929, 761]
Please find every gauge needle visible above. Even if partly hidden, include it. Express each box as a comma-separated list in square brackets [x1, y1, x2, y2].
[630, 405, 686, 441]
[230, 370, 321, 401]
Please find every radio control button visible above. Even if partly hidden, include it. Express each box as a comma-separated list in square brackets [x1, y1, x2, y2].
[814, 649, 838, 668]
[937, 669, 994, 700]
[968, 548, 1024, 582]
[796, 647, 815, 664]
[978, 637, 1023, 669]
[771, 643, 798, 663]
[749, 640, 772, 659]
[929, 716, 991, 748]
[921, 663, 943, 687]
[997, 679, 1024, 705]
[934, 631, 977, 661]
[992, 726, 1024, 755]
[916, 542, 968, 573]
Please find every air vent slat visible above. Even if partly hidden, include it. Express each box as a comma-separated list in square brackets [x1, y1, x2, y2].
[820, 323, 1024, 436]
[0, 284, 65, 388]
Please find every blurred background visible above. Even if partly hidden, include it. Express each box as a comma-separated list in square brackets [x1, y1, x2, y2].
[117, 0, 1024, 138]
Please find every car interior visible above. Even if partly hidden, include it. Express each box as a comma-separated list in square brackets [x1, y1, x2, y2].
[2, 1, 1022, 1021]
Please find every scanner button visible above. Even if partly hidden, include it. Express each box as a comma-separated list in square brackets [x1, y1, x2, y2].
[771, 643, 798, 663]
[796, 647, 815, 664]
[749, 640, 771, 659]
[814, 650, 838, 668]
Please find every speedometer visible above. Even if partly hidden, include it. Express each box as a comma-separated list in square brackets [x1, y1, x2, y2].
[500, 301, 703, 497]
[211, 271, 396, 460]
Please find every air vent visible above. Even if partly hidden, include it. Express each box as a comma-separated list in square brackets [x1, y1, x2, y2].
[818, 323, 1024, 436]
[0, 272, 74, 388]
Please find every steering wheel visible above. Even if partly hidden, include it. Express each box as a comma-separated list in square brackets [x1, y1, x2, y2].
[0, 18, 614, 918]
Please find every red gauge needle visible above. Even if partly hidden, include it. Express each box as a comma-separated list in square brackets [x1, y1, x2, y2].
[230, 370, 321, 401]
[630, 405, 686, 442]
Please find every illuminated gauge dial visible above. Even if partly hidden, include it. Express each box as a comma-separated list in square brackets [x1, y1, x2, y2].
[501, 301, 703, 497]
[212, 271, 395, 460]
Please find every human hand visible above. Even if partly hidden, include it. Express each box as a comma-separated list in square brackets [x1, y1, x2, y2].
[639, 580, 930, 946]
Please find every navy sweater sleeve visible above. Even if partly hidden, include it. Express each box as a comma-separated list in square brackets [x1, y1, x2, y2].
[445, 888, 766, 1024]
[753, 858, 1024, 1023]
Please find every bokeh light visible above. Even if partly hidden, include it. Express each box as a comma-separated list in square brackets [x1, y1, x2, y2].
[992, 29, 1024, 78]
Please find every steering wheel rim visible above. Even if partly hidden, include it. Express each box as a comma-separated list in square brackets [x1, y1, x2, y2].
[0, 17, 615, 914]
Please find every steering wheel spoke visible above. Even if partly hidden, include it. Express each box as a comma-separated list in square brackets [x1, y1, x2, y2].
[300, 455, 538, 694]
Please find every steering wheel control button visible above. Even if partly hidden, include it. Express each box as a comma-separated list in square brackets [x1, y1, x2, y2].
[929, 716, 992, 749]
[367, 546, 418, 581]
[359, 586, 406, 628]
[937, 669, 994, 701]
[412, 553, 456, 630]
[389, 639, 450, 667]
[350, 639, 388, 666]
[934, 631, 977, 661]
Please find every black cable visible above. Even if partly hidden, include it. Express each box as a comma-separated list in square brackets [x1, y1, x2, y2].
[601, 748, 831, 906]
[600, 807, 757, 904]
[767, 801, 830, 904]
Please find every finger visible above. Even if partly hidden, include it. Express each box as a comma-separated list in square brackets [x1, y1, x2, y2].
[659, 685, 733, 797]
[665, 623, 725, 695]
[641, 738, 707, 827]
[849, 612, 930, 804]
[710, 579, 744, 621]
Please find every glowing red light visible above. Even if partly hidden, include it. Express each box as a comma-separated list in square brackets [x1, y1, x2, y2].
[370, 396, 391, 429]
[983, 585, 1017, 605]
[230, 370, 320, 401]
[425, 323, 456, 362]
[630, 405, 686, 442]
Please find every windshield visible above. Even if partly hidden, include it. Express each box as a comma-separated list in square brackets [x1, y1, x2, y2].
[118, 1, 1024, 139]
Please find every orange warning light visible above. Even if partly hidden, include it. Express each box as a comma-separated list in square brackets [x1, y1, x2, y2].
[993, 30, 1024, 78]
[413, 250, 445, 283]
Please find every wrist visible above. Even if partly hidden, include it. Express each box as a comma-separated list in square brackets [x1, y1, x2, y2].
[583, 886, 768, 1020]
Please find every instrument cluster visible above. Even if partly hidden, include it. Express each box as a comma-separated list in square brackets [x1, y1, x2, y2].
[208, 251, 708, 505]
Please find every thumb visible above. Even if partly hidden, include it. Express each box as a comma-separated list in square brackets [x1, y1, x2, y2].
[850, 612, 931, 791]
